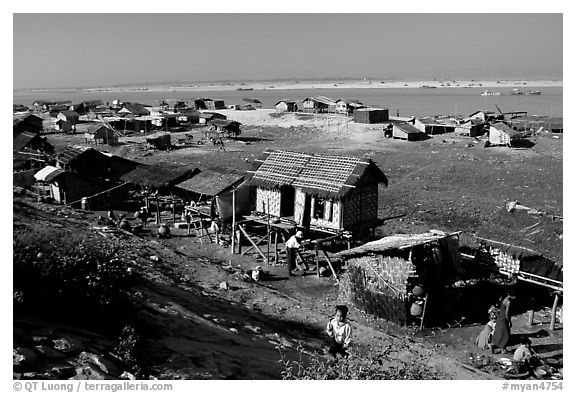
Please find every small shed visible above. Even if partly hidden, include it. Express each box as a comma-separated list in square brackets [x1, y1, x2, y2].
[146, 132, 172, 150]
[337, 231, 462, 325]
[414, 117, 455, 134]
[242, 98, 262, 108]
[489, 122, 523, 146]
[13, 131, 54, 155]
[208, 119, 241, 137]
[33, 165, 111, 208]
[335, 99, 365, 115]
[247, 150, 387, 235]
[354, 108, 389, 124]
[275, 100, 298, 112]
[118, 102, 150, 116]
[57, 110, 80, 125]
[55, 146, 111, 181]
[83, 124, 119, 145]
[469, 110, 498, 123]
[302, 96, 337, 113]
[455, 118, 486, 137]
[13, 113, 44, 137]
[392, 122, 427, 141]
[198, 112, 227, 125]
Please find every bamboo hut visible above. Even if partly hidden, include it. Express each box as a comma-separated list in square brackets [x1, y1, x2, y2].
[337, 231, 462, 326]
[247, 150, 387, 235]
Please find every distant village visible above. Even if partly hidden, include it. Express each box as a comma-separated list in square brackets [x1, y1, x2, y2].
[13, 91, 563, 380]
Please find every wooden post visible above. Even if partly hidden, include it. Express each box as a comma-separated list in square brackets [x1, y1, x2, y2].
[172, 200, 176, 223]
[274, 230, 279, 264]
[238, 225, 268, 263]
[266, 197, 270, 265]
[155, 197, 160, 224]
[527, 310, 535, 326]
[315, 243, 320, 278]
[231, 187, 236, 254]
[420, 293, 429, 330]
[550, 293, 560, 331]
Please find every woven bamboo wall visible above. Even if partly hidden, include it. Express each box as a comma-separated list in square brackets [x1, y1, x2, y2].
[341, 260, 408, 324]
[256, 188, 281, 217]
[492, 250, 521, 274]
[341, 183, 379, 228]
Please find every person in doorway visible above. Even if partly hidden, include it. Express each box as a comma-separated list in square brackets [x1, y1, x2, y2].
[286, 230, 304, 277]
[326, 305, 352, 359]
[491, 293, 515, 353]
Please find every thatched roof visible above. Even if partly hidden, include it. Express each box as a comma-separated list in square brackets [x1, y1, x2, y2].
[56, 146, 98, 166]
[394, 122, 423, 134]
[120, 163, 198, 189]
[248, 150, 387, 199]
[13, 132, 41, 152]
[175, 168, 244, 196]
[476, 207, 563, 266]
[337, 230, 451, 258]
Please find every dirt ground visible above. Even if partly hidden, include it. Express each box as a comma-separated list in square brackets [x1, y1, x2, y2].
[26, 108, 563, 379]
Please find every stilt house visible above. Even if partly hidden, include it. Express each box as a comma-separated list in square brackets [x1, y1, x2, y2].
[247, 150, 388, 234]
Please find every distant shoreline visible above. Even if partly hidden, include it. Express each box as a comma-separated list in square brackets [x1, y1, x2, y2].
[14, 79, 563, 94]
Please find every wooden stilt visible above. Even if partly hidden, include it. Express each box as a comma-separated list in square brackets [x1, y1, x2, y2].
[238, 225, 268, 263]
[231, 188, 236, 254]
[420, 293, 429, 330]
[321, 250, 339, 283]
[274, 230, 278, 263]
[172, 201, 176, 223]
[550, 293, 560, 331]
[315, 244, 320, 278]
[528, 310, 535, 326]
[155, 197, 160, 224]
[241, 234, 268, 255]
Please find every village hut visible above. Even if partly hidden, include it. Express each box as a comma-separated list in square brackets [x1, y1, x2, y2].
[413, 117, 456, 134]
[33, 100, 72, 113]
[475, 204, 562, 290]
[242, 98, 262, 109]
[208, 119, 241, 137]
[120, 163, 198, 193]
[335, 99, 365, 115]
[57, 110, 80, 125]
[392, 122, 427, 141]
[275, 100, 298, 112]
[455, 118, 486, 137]
[469, 110, 499, 123]
[145, 132, 172, 150]
[174, 168, 252, 221]
[118, 102, 151, 116]
[302, 96, 337, 113]
[33, 165, 115, 209]
[13, 131, 54, 156]
[82, 123, 119, 145]
[354, 108, 389, 124]
[247, 150, 387, 235]
[55, 146, 112, 181]
[198, 112, 227, 125]
[13, 113, 44, 137]
[336, 230, 462, 325]
[176, 109, 201, 125]
[489, 122, 523, 146]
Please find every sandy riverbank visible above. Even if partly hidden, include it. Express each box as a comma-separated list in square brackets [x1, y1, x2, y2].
[18, 79, 562, 95]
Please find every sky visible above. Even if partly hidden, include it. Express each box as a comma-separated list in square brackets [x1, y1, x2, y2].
[12, 13, 563, 89]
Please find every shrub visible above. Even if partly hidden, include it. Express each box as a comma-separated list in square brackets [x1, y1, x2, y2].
[278, 341, 445, 380]
[13, 231, 136, 310]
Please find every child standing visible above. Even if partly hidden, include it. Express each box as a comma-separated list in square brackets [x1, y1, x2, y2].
[326, 305, 352, 359]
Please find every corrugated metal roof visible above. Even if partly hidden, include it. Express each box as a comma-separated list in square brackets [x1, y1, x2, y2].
[34, 166, 65, 182]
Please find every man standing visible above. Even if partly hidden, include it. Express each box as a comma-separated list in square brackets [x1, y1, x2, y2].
[286, 230, 304, 277]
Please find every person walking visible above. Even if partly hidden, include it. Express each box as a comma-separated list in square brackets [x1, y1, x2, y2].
[285, 230, 304, 277]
